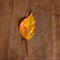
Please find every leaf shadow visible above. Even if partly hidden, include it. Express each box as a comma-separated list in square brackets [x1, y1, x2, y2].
[18, 10, 31, 42]
[18, 10, 31, 30]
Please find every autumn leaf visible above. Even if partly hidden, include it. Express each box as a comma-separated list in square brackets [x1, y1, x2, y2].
[19, 13, 36, 40]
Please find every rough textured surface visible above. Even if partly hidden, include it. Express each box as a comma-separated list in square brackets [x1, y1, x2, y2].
[0, 0, 60, 60]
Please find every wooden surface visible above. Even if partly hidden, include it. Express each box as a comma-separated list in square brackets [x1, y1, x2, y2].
[0, 0, 60, 60]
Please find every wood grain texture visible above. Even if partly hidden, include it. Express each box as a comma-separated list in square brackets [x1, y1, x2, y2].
[0, 0, 60, 60]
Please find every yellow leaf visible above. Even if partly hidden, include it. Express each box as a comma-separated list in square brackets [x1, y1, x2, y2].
[19, 13, 36, 40]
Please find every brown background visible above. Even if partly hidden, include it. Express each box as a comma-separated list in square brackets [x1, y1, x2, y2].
[0, 0, 60, 60]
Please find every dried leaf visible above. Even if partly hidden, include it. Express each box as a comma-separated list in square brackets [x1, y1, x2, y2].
[19, 13, 36, 40]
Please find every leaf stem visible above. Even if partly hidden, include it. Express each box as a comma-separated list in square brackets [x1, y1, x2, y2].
[26, 40, 29, 54]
